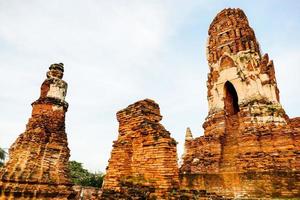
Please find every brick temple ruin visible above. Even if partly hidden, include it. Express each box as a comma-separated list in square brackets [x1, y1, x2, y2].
[0, 63, 76, 199]
[102, 99, 180, 199]
[0, 7, 299, 200]
[180, 8, 300, 199]
[103, 8, 300, 199]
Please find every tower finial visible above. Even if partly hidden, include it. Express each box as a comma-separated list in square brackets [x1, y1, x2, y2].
[47, 63, 64, 79]
[34, 63, 68, 110]
[185, 127, 193, 141]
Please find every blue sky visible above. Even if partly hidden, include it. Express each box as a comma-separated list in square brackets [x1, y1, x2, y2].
[0, 0, 299, 172]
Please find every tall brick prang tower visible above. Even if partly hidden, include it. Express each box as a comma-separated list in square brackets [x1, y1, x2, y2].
[180, 8, 300, 199]
[204, 8, 286, 138]
[0, 63, 76, 199]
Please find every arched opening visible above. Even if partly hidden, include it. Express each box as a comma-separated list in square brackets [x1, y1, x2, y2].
[224, 81, 239, 115]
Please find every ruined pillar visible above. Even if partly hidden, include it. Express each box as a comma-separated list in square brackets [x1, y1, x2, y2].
[102, 99, 179, 199]
[0, 63, 76, 199]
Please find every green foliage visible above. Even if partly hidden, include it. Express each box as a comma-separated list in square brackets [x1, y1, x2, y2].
[68, 160, 104, 187]
[0, 148, 6, 167]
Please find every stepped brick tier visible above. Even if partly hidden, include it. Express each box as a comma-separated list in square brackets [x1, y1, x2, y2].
[180, 8, 300, 199]
[102, 99, 180, 199]
[0, 63, 76, 199]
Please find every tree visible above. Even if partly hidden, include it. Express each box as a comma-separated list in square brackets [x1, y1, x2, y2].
[68, 160, 104, 187]
[0, 148, 6, 167]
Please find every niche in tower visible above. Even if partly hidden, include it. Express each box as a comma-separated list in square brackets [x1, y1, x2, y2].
[220, 55, 235, 71]
[224, 81, 239, 115]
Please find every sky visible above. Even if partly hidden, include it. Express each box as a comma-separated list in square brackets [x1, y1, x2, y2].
[0, 0, 299, 172]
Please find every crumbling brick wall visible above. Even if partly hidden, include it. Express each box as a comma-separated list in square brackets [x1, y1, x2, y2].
[102, 99, 179, 198]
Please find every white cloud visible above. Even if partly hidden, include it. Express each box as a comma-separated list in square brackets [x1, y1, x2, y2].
[273, 49, 300, 117]
[0, 1, 299, 173]
[0, 0, 206, 172]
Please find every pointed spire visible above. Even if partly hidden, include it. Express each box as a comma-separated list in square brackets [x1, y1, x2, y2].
[185, 127, 193, 141]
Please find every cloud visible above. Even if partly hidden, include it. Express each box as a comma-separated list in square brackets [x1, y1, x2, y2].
[0, 1, 299, 172]
[273, 49, 300, 117]
[0, 0, 205, 172]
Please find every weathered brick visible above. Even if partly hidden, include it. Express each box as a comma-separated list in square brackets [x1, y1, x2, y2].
[180, 8, 300, 199]
[0, 63, 76, 200]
